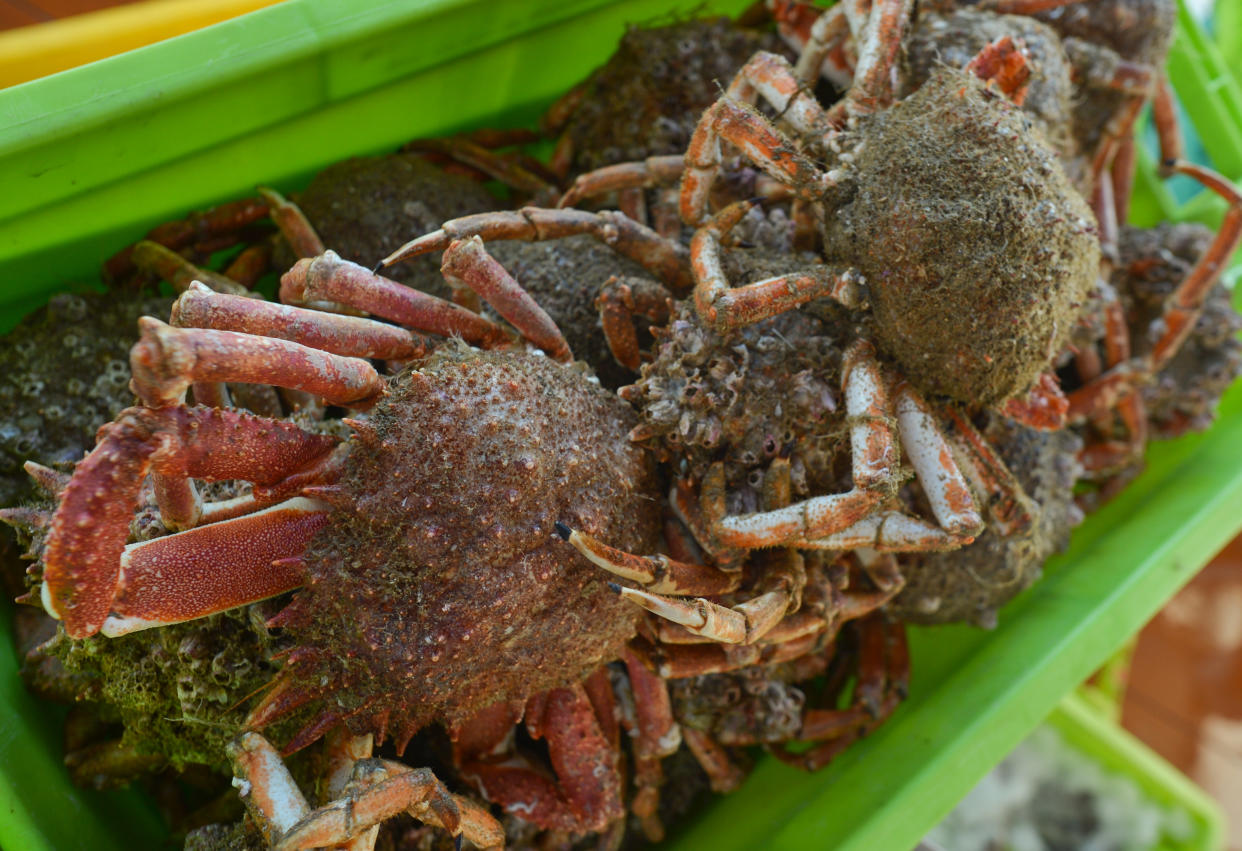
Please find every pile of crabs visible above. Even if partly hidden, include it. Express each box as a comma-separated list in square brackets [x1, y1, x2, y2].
[2, 1, 1241, 849]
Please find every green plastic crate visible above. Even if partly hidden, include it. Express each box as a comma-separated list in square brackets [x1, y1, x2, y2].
[1043, 692, 1226, 850]
[1, 2, 1239, 850]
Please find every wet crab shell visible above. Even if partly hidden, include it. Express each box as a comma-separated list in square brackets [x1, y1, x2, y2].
[826, 67, 1099, 406]
[266, 345, 662, 743]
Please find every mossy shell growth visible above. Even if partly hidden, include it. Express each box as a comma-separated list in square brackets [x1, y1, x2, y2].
[826, 68, 1098, 405]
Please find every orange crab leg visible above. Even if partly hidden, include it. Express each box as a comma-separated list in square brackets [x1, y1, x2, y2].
[440, 236, 572, 360]
[381, 207, 693, 292]
[230, 732, 503, 851]
[830, 0, 911, 120]
[281, 251, 509, 349]
[555, 523, 740, 595]
[557, 155, 686, 208]
[130, 240, 252, 295]
[131, 317, 386, 408]
[1148, 162, 1242, 370]
[172, 281, 430, 361]
[402, 136, 557, 203]
[257, 187, 326, 259]
[104, 197, 270, 284]
[595, 275, 673, 371]
[681, 727, 747, 793]
[943, 407, 1036, 537]
[1072, 100, 1242, 423]
[691, 200, 861, 330]
[224, 242, 273, 289]
[768, 0, 851, 84]
[623, 650, 682, 759]
[707, 341, 898, 549]
[997, 372, 1070, 431]
[964, 36, 1032, 105]
[681, 97, 835, 225]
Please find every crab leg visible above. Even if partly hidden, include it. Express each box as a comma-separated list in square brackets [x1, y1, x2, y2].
[324, 729, 380, 851]
[440, 236, 571, 360]
[681, 727, 747, 794]
[942, 408, 1036, 537]
[131, 240, 252, 295]
[653, 607, 826, 647]
[131, 317, 386, 408]
[795, 511, 974, 551]
[1070, 97, 1242, 420]
[774, 617, 908, 771]
[681, 96, 837, 226]
[595, 275, 673, 371]
[230, 732, 503, 851]
[258, 187, 326, 258]
[557, 155, 686, 208]
[104, 197, 270, 285]
[623, 650, 682, 759]
[996, 372, 1070, 431]
[612, 510, 806, 646]
[619, 651, 680, 841]
[691, 200, 862, 330]
[831, 0, 911, 120]
[555, 523, 740, 595]
[173, 281, 429, 361]
[612, 582, 792, 646]
[707, 341, 896, 549]
[889, 384, 981, 536]
[987, 0, 1084, 14]
[224, 242, 273, 289]
[281, 251, 509, 348]
[768, 0, 852, 85]
[964, 36, 1032, 105]
[402, 136, 557, 203]
[1147, 164, 1242, 370]
[464, 683, 624, 833]
[381, 206, 693, 292]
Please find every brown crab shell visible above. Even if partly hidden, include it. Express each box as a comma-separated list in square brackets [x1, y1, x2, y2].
[264, 346, 661, 746]
[826, 67, 1099, 407]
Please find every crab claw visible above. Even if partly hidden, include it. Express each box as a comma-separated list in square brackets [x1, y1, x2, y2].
[997, 372, 1069, 431]
[40, 405, 338, 638]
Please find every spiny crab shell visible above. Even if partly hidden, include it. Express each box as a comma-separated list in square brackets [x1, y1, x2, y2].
[254, 345, 661, 745]
[28, 342, 662, 754]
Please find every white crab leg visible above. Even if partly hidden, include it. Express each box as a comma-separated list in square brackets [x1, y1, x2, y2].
[893, 384, 982, 536]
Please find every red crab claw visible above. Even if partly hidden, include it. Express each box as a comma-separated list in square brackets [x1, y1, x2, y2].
[964, 35, 1032, 106]
[455, 682, 624, 833]
[998, 372, 1069, 431]
[40, 405, 338, 638]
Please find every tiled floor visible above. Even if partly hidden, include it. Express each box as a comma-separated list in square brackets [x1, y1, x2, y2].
[1123, 535, 1242, 848]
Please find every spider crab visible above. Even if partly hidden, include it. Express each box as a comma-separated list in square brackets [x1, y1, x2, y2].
[3, 233, 690, 847]
[767, 0, 1242, 477]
